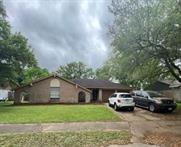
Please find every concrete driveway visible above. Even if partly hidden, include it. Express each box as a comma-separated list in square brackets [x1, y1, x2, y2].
[107, 105, 181, 147]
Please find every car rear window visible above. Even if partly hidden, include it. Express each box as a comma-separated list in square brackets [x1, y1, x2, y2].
[110, 94, 117, 98]
[119, 94, 132, 98]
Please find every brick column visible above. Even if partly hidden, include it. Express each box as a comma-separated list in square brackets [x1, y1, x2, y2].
[98, 89, 102, 102]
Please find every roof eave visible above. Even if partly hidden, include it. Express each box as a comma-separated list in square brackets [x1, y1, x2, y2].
[14, 74, 91, 93]
[86, 87, 132, 90]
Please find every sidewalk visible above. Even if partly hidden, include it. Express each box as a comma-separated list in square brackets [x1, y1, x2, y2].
[0, 121, 129, 134]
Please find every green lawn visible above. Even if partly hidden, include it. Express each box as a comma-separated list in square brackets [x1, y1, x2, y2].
[0, 102, 120, 123]
[177, 103, 181, 110]
[0, 131, 131, 147]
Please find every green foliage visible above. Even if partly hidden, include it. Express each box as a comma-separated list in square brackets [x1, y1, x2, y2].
[56, 61, 95, 79]
[21, 67, 49, 85]
[96, 60, 112, 80]
[104, 0, 181, 88]
[177, 103, 181, 110]
[0, 1, 37, 86]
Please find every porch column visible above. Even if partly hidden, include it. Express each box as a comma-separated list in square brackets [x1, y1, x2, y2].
[98, 89, 102, 102]
[115, 90, 117, 93]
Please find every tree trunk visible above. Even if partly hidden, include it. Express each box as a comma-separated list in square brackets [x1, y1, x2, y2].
[165, 59, 181, 83]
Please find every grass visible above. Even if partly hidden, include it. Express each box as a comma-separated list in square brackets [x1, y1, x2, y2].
[0, 102, 120, 123]
[176, 103, 181, 110]
[0, 131, 131, 147]
[177, 103, 181, 109]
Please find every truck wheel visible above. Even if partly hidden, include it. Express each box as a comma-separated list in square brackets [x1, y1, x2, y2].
[149, 104, 155, 112]
[114, 103, 118, 111]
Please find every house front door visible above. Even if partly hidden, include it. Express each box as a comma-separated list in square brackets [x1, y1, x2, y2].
[92, 89, 99, 102]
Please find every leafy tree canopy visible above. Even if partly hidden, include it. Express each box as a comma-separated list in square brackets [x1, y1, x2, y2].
[56, 61, 95, 79]
[101, 0, 181, 88]
[0, 1, 37, 86]
[96, 60, 113, 81]
[20, 67, 49, 85]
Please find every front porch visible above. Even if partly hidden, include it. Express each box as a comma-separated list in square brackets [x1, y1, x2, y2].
[90, 89, 117, 103]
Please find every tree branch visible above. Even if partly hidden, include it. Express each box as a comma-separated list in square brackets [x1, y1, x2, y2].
[165, 59, 181, 82]
[168, 57, 181, 75]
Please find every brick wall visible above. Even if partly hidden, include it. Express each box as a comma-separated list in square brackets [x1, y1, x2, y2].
[14, 77, 91, 104]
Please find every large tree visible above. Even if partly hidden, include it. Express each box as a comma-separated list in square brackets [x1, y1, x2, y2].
[0, 1, 37, 86]
[56, 61, 95, 79]
[107, 0, 181, 87]
[96, 60, 113, 81]
[20, 67, 49, 85]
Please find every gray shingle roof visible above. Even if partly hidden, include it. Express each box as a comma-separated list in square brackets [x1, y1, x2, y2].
[72, 79, 131, 90]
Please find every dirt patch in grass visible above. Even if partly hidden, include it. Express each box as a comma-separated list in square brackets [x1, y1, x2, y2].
[143, 132, 181, 147]
[0, 131, 131, 147]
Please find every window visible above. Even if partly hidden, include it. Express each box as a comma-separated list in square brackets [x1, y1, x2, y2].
[119, 94, 132, 98]
[146, 91, 164, 98]
[135, 91, 143, 97]
[130, 92, 135, 96]
[50, 87, 60, 99]
[20, 91, 30, 103]
[110, 94, 117, 98]
[50, 79, 60, 99]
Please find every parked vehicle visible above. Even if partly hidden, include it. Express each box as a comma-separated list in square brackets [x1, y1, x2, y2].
[108, 93, 135, 111]
[132, 90, 177, 112]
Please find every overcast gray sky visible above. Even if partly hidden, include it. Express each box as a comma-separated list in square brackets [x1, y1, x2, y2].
[4, 0, 113, 71]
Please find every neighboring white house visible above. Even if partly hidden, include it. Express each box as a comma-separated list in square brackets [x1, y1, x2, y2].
[149, 80, 181, 102]
[163, 81, 181, 102]
[0, 89, 10, 100]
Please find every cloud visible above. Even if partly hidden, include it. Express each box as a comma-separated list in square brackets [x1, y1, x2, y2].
[4, 0, 113, 71]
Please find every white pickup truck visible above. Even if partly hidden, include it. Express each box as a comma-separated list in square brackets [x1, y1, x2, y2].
[108, 92, 135, 111]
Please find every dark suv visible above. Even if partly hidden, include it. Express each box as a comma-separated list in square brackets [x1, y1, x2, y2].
[132, 90, 177, 112]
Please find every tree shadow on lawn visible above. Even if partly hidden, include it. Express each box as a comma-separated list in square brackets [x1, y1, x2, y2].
[0, 101, 16, 113]
[0, 101, 14, 107]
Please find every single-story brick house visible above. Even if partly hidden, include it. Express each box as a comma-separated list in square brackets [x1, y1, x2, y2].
[14, 74, 131, 104]
[14, 75, 91, 104]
